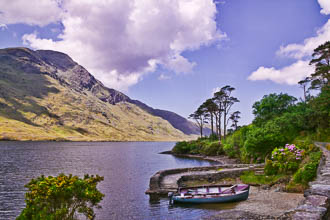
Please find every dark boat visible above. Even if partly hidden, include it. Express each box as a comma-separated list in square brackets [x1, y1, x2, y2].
[169, 184, 250, 204]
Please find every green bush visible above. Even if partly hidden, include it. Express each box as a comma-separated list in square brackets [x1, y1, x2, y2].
[264, 159, 279, 175]
[265, 144, 304, 175]
[292, 151, 322, 185]
[172, 140, 222, 156]
[222, 129, 242, 158]
[17, 174, 104, 220]
[172, 141, 198, 154]
[209, 133, 219, 141]
[223, 143, 237, 158]
[200, 141, 220, 156]
[293, 138, 317, 152]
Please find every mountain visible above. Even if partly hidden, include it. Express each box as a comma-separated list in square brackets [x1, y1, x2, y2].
[0, 47, 202, 141]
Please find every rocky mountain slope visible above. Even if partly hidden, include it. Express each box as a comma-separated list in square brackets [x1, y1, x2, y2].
[0, 47, 201, 141]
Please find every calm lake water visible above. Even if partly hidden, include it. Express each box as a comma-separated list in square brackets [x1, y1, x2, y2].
[0, 141, 237, 220]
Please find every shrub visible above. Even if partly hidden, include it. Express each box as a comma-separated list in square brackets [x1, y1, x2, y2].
[293, 138, 317, 152]
[222, 130, 242, 158]
[292, 151, 322, 185]
[264, 159, 279, 175]
[172, 141, 199, 154]
[223, 143, 237, 158]
[265, 144, 304, 175]
[17, 174, 104, 220]
[209, 133, 219, 141]
[200, 141, 220, 156]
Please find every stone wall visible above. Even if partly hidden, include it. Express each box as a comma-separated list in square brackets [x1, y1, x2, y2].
[177, 167, 250, 187]
[282, 142, 330, 220]
[146, 164, 263, 195]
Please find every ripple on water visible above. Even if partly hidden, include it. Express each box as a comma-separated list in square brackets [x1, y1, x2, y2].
[0, 141, 227, 220]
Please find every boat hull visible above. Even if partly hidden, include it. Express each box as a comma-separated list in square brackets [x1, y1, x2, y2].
[172, 188, 249, 204]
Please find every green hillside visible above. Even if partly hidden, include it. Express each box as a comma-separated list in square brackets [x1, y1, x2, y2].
[0, 48, 190, 141]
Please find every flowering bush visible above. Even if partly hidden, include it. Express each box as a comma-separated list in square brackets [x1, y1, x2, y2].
[265, 144, 304, 175]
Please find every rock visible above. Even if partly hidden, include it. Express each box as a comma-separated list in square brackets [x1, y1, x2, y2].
[295, 204, 327, 216]
[309, 184, 330, 197]
[292, 211, 323, 220]
[205, 210, 276, 220]
[303, 195, 329, 208]
[274, 187, 281, 192]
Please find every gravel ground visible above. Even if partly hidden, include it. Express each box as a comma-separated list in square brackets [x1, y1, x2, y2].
[207, 186, 304, 219]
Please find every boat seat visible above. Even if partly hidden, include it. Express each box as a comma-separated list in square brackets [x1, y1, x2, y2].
[236, 185, 248, 191]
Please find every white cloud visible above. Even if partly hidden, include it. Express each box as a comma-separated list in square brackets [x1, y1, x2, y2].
[318, 0, 330, 15]
[0, 24, 7, 30]
[165, 54, 196, 74]
[248, 0, 330, 85]
[0, 0, 62, 26]
[248, 60, 314, 85]
[15, 0, 225, 91]
[277, 20, 330, 59]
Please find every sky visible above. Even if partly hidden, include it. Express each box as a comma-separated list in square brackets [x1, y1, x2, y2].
[0, 0, 329, 126]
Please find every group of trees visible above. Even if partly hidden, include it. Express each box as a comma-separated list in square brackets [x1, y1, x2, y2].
[225, 41, 329, 161]
[189, 85, 240, 141]
[185, 41, 329, 163]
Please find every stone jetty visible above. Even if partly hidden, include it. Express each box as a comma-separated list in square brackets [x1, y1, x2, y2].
[146, 164, 263, 195]
[147, 142, 330, 219]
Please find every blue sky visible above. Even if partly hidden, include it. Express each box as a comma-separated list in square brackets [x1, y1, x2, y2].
[0, 0, 329, 125]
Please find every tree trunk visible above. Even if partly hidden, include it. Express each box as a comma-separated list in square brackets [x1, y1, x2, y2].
[215, 114, 218, 136]
[224, 111, 227, 140]
[303, 85, 306, 102]
[210, 113, 214, 135]
[200, 124, 203, 138]
[218, 110, 222, 143]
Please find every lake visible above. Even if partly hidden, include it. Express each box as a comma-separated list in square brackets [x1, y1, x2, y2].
[0, 141, 235, 220]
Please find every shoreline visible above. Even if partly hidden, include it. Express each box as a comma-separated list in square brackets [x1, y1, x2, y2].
[159, 150, 239, 164]
[154, 143, 330, 219]
[152, 151, 313, 219]
[0, 139, 179, 143]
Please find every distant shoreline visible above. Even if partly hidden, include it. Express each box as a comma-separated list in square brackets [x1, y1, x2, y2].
[160, 150, 239, 164]
[0, 139, 179, 142]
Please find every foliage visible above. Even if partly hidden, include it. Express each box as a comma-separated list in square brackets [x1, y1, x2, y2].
[17, 174, 104, 220]
[222, 129, 242, 158]
[243, 123, 288, 158]
[292, 151, 322, 185]
[229, 111, 241, 131]
[308, 41, 330, 90]
[189, 106, 209, 138]
[208, 133, 219, 141]
[252, 93, 297, 125]
[172, 141, 198, 154]
[240, 171, 287, 186]
[172, 138, 223, 156]
[200, 141, 222, 156]
[265, 144, 304, 175]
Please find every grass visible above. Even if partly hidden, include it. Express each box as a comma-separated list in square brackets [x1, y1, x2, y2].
[0, 55, 189, 141]
[240, 171, 288, 186]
